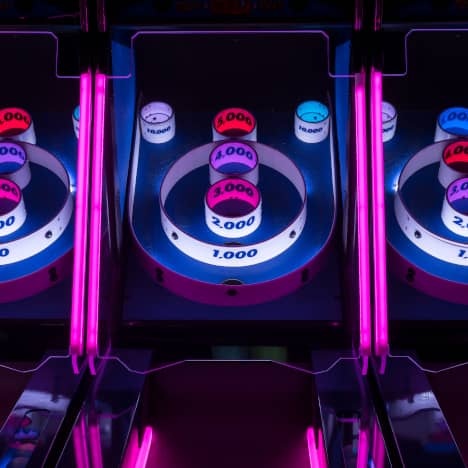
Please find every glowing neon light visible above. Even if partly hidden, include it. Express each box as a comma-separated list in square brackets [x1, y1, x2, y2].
[306, 427, 327, 467]
[121, 429, 139, 468]
[357, 427, 370, 468]
[355, 71, 372, 358]
[135, 426, 153, 468]
[370, 69, 389, 357]
[70, 71, 92, 361]
[87, 73, 106, 359]
[72, 415, 90, 468]
[371, 419, 386, 468]
[89, 422, 103, 468]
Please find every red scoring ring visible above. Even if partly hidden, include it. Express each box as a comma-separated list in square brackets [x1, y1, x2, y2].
[0, 107, 32, 138]
[213, 107, 256, 137]
[443, 140, 468, 172]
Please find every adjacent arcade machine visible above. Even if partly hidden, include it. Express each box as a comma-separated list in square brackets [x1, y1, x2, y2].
[370, 0, 468, 465]
[55, 1, 391, 467]
[0, 3, 92, 466]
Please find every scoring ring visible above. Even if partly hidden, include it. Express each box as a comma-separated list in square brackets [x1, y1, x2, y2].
[159, 142, 307, 267]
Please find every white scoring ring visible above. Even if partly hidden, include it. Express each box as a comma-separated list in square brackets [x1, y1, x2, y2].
[294, 100, 330, 143]
[160, 142, 307, 267]
[382, 101, 397, 143]
[442, 177, 468, 237]
[0, 143, 74, 265]
[0, 178, 26, 237]
[205, 177, 262, 238]
[0, 141, 31, 189]
[140, 101, 175, 144]
[394, 141, 468, 266]
[209, 140, 259, 185]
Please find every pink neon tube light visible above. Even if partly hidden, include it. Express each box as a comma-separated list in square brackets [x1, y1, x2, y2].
[370, 69, 389, 357]
[371, 419, 386, 468]
[87, 73, 106, 358]
[123, 427, 153, 468]
[122, 429, 139, 468]
[356, 427, 370, 468]
[135, 426, 153, 468]
[89, 422, 104, 468]
[70, 71, 92, 359]
[307, 427, 327, 467]
[355, 71, 372, 360]
[73, 415, 90, 468]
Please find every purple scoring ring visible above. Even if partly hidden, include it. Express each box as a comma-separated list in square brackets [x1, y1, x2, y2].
[0, 141, 31, 188]
[209, 141, 259, 185]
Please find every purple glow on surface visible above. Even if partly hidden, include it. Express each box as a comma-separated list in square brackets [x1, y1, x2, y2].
[89, 423, 103, 468]
[371, 69, 389, 357]
[306, 427, 327, 468]
[73, 416, 90, 468]
[135, 426, 153, 468]
[355, 72, 372, 358]
[356, 427, 370, 468]
[70, 71, 92, 360]
[87, 73, 106, 358]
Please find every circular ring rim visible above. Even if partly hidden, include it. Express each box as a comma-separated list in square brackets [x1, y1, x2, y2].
[382, 101, 397, 124]
[205, 177, 261, 218]
[0, 141, 28, 177]
[212, 107, 257, 138]
[141, 101, 174, 125]
[0, 176, 22, 213]
[295, 100, 329, 125]
[0, 107, 33, 138]
[395, 140, 468, 266]
[437, 107, 468, 138]
[159, 142, 307, 267]
[209, 140, 259, 180]
[0, 143, 73, 266]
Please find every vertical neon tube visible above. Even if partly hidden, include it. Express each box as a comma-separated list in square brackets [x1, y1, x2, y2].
[72, 415, 90, 468]
[355, 71, 372, 360]
[121, 429, 139, 468]
[89, 422, 103, 468]
[87, 73, 106, 360]
[370, 69, 389, 357]
[307, 427, 327, 467]
[70, 71, 92, 362]
[135, 426, 153, 468]
[356, 427, 370, 468]
[372, 419, 386, 468]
